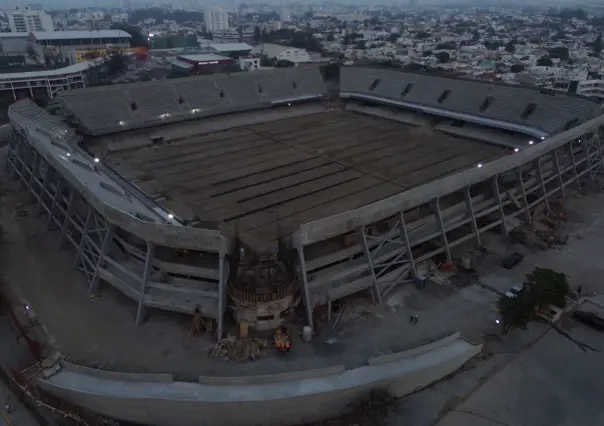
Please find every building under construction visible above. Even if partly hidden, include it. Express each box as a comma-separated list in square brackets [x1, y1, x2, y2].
[6, 65, 604, 343]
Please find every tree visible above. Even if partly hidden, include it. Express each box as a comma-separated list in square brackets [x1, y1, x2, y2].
[415, 31, 431, 39]
[537, 56, 553, 66]
[435, 51, 450, 63]
[485, 41, 501, 51]
[253, 26, 261, 43]
[592, 33, 602, 55]
[388, 33, 400, 43]
[505, 41, 515, 53]
[355, 40, 366, 50]
[552, 31, 566, 41]
[510, 64, 525, 73]
[106, 52, 127, 75]
[549, 46, 569, 61]
[326, 33, 335, 42]
[110, 23, 148, 48]
[497, 267, 569, 334]
[403, 62, 423, 72]
[497, 292, 535, 333]
[275, 59, 295, 68]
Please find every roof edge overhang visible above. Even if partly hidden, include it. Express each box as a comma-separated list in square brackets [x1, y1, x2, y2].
[340, 92, 550, 140]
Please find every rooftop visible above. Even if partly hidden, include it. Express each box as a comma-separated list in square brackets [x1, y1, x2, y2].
[31, 30, 132, 41]
[178, 53, 232, 63]
[210, 43, 253, 52]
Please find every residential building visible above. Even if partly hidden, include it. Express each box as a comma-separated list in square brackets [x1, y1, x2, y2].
[252, 43, 312, 64]
[7, 6, 54, 33]
[204, 7, 229, 33]
[279, 8, 291, 22]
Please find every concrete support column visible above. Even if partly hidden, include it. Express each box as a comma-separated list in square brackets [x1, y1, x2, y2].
[46, 179, 64, 231]
[397, 211, 416, 277]
[582, 137, 594, 181]
[135, 242, 155, 327]
[515, 170, 530, 224]
[535, 158, 550, 213]
[567, 144, 580, 190]
[432, 197, 451, 261]
[464, 186, 480, 246]
[361, 225, 382, 305]
[58, 191, 76, 249]
[73, 208, 93, 270]
[89, 224, 115, 294]
[492, 175, 507, 237]
[35, 166, 50, 216]
[216, 252, 226, 340]
[552, 150, 565, 198]
[297, 248, 314, 331]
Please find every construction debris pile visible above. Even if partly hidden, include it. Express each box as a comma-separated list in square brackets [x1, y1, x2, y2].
[210, 337, 268, 362]
[511, 201, 569, 250]
[13, 202, 30, 217]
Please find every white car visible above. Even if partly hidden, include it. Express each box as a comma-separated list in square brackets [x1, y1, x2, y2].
[504, 283, 526, 299]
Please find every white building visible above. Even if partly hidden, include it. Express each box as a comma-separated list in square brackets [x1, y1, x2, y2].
[252, 43, 312, 64]
[204, 7, 228, 33]
[7, 6, 54, 33]
[573, 79, 604, 101]
[280, 8, 291, 22]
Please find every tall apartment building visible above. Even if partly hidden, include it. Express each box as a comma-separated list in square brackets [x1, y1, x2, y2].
[204, 7, 229, 33]
[7, 6, 54, 33]
[280, 8, 291, 22]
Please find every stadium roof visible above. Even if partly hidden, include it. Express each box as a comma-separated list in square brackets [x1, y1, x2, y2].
[31, 30, 131, 41]
[0, 32, 29, 38]
[0, 59, 102, 80]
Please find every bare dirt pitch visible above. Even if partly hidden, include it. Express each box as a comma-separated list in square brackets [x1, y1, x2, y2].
[103, 111, 509, 249]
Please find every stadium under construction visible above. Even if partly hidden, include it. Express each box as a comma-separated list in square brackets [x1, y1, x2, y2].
[6, 66, 604, 342]
[4, 65, 604, 426]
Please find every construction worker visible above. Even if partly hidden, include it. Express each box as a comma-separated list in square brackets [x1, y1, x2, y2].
[274, 326, 291, 354]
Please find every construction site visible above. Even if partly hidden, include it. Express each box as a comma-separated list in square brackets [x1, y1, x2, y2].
[0, 65, 604, 426]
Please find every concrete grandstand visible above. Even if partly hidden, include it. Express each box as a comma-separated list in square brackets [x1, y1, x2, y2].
[5, 65, 604, 425]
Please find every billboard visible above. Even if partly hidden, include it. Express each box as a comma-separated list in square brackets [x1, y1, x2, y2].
[72, 47, 148, 63]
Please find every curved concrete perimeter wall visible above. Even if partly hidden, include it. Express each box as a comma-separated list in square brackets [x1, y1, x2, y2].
[39, 334, 480, 426]
[296, 112, 604, 247]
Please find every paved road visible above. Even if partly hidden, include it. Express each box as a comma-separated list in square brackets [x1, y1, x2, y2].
[0, 324, 41, 426]
[386, 186, 604, 426]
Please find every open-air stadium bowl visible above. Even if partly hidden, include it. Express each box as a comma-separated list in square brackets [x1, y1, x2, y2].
[5, 65, 604, 426]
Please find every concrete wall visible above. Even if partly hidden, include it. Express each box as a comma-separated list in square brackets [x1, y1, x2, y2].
[39, 333, 480, 426]
[0, 124, 12, 146]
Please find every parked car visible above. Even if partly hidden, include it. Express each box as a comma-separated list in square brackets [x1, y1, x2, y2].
[573, 310, 604, 332]
[505, 283, 526, 299]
